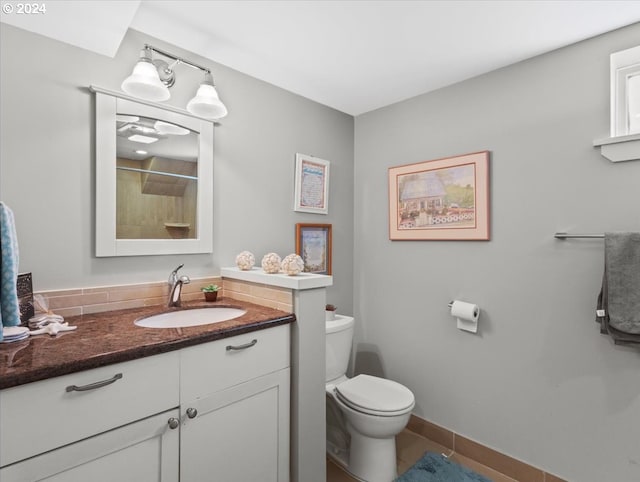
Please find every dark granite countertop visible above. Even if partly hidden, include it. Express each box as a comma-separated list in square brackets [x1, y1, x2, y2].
[0, 298, 295, 390]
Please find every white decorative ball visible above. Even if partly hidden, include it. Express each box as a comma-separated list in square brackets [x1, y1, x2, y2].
[261, 252, 281, 274]
[235, 251, 255, 271]
[281, 254, 304, 276]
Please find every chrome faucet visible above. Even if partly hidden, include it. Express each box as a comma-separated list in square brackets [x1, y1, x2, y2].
[168, 264, 190, 307]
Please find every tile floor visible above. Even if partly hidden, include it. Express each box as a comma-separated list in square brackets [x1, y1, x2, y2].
[326, 428, 517, 482]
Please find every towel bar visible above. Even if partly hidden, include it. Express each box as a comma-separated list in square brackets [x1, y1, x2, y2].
[554, 232, 604, 239]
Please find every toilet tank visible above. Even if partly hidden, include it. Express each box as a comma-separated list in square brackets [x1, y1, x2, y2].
[326, 315, 354, 383]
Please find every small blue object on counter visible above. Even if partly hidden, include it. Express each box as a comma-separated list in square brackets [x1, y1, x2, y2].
[0, 201, 21, 342]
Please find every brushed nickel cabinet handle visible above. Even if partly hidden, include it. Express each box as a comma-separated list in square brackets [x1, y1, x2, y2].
[186, 407, 198, 419]
[226, 339, 257, 351]
[65, 373, 123, 392]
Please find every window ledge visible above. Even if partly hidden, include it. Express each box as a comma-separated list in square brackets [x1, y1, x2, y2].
[593, 133, 640, 162]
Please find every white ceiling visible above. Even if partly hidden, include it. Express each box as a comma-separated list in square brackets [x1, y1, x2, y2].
[2, 0, 640, 115]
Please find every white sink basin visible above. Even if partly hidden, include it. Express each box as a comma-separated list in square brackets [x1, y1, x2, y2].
[135, 307, 247, 329]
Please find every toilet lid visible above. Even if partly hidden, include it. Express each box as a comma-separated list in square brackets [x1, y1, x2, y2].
[335, 374, 414, 414]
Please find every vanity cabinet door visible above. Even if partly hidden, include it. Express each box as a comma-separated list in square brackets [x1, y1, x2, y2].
[0, 350, 179, 467]
[0, 408, 180, 482]
[181, 368, 290, 482]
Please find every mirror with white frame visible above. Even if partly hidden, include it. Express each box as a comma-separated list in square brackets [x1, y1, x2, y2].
[93, 88, 213, 256]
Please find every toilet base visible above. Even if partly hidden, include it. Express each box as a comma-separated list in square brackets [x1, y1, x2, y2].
[327, 435, 397, 482]
[346, 422, 397, 482]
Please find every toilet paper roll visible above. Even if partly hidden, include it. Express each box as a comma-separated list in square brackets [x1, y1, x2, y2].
[450, 300, 479, 333]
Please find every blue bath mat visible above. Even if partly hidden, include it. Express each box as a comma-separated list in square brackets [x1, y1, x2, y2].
[395, 452, 492, 482]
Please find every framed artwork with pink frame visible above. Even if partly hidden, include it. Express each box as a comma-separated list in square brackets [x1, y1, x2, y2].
[388, 151, 490, 241]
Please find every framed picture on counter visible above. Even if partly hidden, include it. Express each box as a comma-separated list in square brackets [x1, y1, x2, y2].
[295, 223, 332, 275]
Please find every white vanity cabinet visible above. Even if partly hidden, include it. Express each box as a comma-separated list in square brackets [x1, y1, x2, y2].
[0, 322, 291, 482]
[0, 351, 180, 481]
[180, 324, 291, 482]
[1, 408, 180, 482]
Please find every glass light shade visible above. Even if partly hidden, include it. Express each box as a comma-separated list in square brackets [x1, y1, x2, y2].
[186, 83, 228, 119]
[121, 60, 170, 102]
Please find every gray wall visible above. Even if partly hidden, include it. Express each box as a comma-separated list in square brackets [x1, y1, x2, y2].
[354, 23, 640, 482]
[0, 24, 354, 314]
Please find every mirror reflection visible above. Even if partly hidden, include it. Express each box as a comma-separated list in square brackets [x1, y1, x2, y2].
[93, 87, 214, 257]
[115, 114, 199, 240]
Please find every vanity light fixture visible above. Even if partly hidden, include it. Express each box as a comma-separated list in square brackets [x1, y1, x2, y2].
[186, 72, 228, 119]
[121, 44, 228, 120]
[121, 47, 170, 102]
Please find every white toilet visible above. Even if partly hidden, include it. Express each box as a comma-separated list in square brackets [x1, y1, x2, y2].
[326, 315, 415, 482]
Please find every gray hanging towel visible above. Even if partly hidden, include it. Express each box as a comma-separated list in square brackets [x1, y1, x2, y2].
[596, 232, 640, 345]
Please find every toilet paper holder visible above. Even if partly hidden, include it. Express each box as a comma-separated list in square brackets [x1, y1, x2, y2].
[447, 300, 480, 333]
[448, 300, 479, 317]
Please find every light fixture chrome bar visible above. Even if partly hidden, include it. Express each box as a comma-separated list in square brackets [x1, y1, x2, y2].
[554, 232, 604, 239]
[120, 44, 227, 120]
[145, 44, 211, 75]
[117, 166, 197, 181]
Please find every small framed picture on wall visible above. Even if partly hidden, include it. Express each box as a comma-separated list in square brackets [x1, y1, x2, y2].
[293, 153, 330, 214]
[295, 223, 332, 275]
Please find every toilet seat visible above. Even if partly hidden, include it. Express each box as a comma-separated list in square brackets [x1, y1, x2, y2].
[334, 374, 414, 417]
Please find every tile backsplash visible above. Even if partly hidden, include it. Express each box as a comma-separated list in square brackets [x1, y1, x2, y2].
[34, 276, 293, 318]
[35, 277, 222, 317]
[221, 278, 293, 312]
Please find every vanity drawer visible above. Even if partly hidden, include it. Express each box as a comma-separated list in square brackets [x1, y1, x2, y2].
[0, 350, 179, 467]
[181, 324, 290, 401]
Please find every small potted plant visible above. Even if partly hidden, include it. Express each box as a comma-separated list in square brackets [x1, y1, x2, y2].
[325, 304, 337, 321]
[201, 284, 220, 302]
